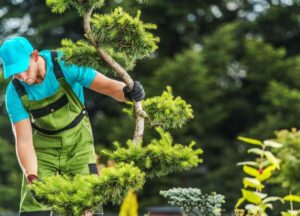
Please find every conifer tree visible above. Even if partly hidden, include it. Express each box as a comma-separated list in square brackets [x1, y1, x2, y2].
[29, 1, 204, 215]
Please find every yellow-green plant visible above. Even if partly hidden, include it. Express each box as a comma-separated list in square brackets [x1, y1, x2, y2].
[281, 194, 300, 216]
[29, 163, 145, 216]
[103, 127, 203, 178]
[235, 137, 284, 216]
[119, 190, 138, 216]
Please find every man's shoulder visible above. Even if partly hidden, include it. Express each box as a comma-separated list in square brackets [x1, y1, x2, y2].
[6, 80, 14, 93]
[5, 80, 17, 101]
[39, 50, 52, 62]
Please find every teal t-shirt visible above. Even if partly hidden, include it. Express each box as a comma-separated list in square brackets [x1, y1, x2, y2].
[5, 50, 97, 123]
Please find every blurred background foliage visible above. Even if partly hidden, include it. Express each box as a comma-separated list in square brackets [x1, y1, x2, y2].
[1, 0, 300, 215]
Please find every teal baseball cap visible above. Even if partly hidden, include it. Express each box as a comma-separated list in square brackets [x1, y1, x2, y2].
[0, 37, 34, 79]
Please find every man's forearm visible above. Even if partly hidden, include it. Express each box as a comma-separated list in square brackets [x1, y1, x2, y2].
[108, 80, 126, 102]
[16, 141, 38, 177]
[89, 73, 126, 102]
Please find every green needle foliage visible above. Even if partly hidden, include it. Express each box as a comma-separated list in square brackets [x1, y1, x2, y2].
[91, 7, 159, 58]
[160, 188, 225, 216]
[29, 163, 145, 216]
[58, 7, 159, 74]
[59, 39, 133, 74]
[102, 127, 203, 178]
[124, 86, 194, 129]
[46, 0, 105, 16]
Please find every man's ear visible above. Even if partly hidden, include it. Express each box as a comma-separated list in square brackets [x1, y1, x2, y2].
[31, 50, 39, 61]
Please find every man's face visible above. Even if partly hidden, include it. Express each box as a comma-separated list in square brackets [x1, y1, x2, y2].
[14, 56, 38, 85]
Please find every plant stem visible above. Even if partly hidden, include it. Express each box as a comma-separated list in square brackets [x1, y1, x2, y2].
[83, 7, 146, 145]
[290, 189, 294, 211]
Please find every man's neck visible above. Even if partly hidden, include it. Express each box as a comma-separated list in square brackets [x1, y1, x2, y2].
[35, 56, 46, 84]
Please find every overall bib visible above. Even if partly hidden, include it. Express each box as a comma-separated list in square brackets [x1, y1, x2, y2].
[12, 51, 103, 216]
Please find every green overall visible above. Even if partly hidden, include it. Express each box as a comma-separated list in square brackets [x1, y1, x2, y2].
[12, 51, 103, 216]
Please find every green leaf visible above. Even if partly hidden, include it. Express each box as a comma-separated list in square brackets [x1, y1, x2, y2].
[242, 189, 266, 204]
[235, 197, 245, 208]
[245, 204, 263, 214]
[243, 177, 264, 190]
[260, 203, 273, 211]
[263, 140, 283, 148]
[283, 195, 300, 203]
[281, 210, 299, 216]
[237, 161, 259, 167]
[238, 136, 263, 146]
[243, 165, 260, 177]
[257, 170, 272, 182]
[281, 212, 292, 216]
[247, 148, 264, 156]
[263, 165, 277, 173]
[264, 151, 280, 169]
[262, 196, 284, 204]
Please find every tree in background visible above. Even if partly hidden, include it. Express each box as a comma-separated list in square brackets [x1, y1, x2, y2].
[273, 129, 300, 193]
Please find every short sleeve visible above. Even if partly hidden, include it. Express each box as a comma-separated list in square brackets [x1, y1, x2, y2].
[5, 82, 29, 123]
[60, 61, 97, 88]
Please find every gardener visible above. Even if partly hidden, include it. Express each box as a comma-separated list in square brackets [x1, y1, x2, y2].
[0, 36, 145, 216]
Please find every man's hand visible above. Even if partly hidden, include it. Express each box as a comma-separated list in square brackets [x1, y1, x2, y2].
[27, 174, 44, 203]
[27, 174, 38, 184]
[123, 81, 145, 102]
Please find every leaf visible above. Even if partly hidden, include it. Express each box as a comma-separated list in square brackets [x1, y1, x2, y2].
[247, 148, 264, 156]
[260, 203, 273, 211]
[257, 170, 272, 182]
[238, 136, 263, 146]
[281, 210, 299, 216]
[262, 196, 284, 204]
[264, 151, 280, 169]
[243, 165, 260, 177]
[235, 197, 245, 208]
[255, 165, 276, 182]
[237, 161, 259, 167]
[263, 165, 277, 173]
[242, 189, 266, 204]
[283, 195, 300, 203]
[243, 177, 264, 190]
[263, 140, 283, 148]
[245, 204, 262, 214]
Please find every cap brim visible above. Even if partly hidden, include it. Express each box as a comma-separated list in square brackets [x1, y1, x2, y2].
[3, 56, 30, 79]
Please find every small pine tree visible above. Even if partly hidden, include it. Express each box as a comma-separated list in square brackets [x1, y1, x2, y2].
[160, 187, 225, 216]
[29, 1, 204, 215]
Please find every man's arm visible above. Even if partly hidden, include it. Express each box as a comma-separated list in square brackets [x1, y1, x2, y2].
[89, 73, 126, 102]
[12, 119, 38, 178]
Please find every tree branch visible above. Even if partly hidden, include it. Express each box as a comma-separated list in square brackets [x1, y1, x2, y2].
[83, 7, 146, 145]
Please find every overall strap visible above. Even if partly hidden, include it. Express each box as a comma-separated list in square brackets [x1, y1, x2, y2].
[50, 50, 85, 110]
[50, 51, 64, 79]
[12, 78, 30, 111]
[12, 78, 26, 97]
[31, 109, 88, 135]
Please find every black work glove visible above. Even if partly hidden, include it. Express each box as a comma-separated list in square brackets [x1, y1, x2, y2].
[123, 81, 145, 102]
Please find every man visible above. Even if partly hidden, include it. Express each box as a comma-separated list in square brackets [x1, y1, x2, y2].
[0, 36, 145, 216]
